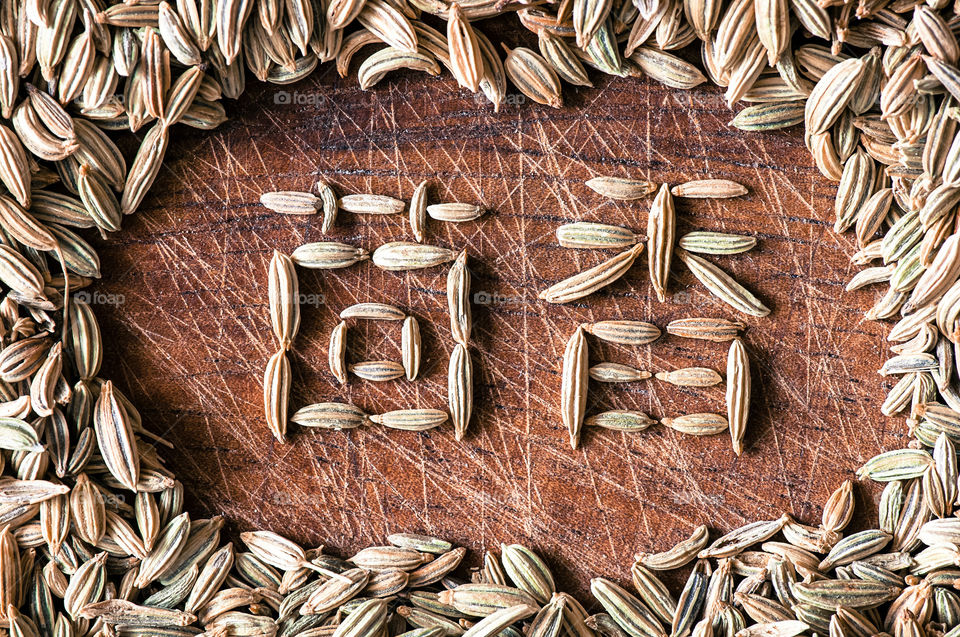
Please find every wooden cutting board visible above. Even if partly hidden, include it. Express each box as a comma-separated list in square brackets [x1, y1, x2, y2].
[92, 35, 905, 596]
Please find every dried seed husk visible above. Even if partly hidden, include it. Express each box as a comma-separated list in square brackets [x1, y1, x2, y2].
[340, 193, 406, 214]
[646, 183, 675, 303]
[448, 343, 473, 440]
[340, 303, 406, 320]
[402, 316, 421, 380]
[586, 176, 656, 200]
[358, 47, 440, 89]
[821, 479, 854, 533]
[350, 360, 406, 381]
[121, 123, 169, 215]
[370, 409, 448, 431]
[260, 191, 321, 215]
[589, 362, 650, 382]
[660, 413, 729, 435]
[629, 47, 706, 89]
[539, 243, 644, 304]
[656, 367, 722, 387]
[589, 577, 665, 637]
[389, 534, 454, 554]
[264, 349, 291, 443]
[410, 180, 428, 241]
[329, 321, 348, 384]
[438, 583, 538, 616]
[678, 249, 770, 317]
[561, 326, 588, 449]
[93, 380, 140, 491]
[291, 403, 367, 430]
[636, 525, 709, 570]
[538, 31, 591, 87]
[583, 320, 660, 345]
[373, 242, 456, 270]
[408, 546, 467, 587]
[792, 579, 898, 609]
[268, 250, 300, 350]
[805, 57, 865, 135]
[671, 179, 748, 198]
[556, 222, 637, 249]
[627, 563, 677, 625]
[666, 318, 744, 341]
[301, 567, 369, 614]
[500, 544, 555, 605]
[672, 559, 708, 637]
[502, 45, 562, 108]
[463, 604, 538, 637]
[698, 515, 789, 559]
[447, 3, 482, 91]
[293, 242, 369, 269]
[726, 338, 750, 456]
[678, 232, 756, 255]
[447, 250, 471, 346]
[585, 410, 656, 431]
[315, 180, 338, 232]
[818, 529, 892, 570]
[730, 102, 805, 132]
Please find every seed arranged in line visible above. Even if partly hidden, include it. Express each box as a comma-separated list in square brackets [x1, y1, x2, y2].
[264, 349, 291, 443]
[402, 316, 422, 381]
[584, 320, 661, 345]
[561, 326, 589, 449]
[660, 413, 729, 435]
[317, 181, 340, 232]
[341, 303, 407, 321]
[427, 203, 484, 222]
[567, 318, 751, 449]
[291, 402, 369, 430]
[589, 363, 651, 383]
[647, 184, 676, 303]
[448, 250, 473, 347]
[370, 409, 449, 431]
[678, 232, 757, 255]
[655, 367, 722, 387]
[260, 190, 321, 215]
[556, 222, 639, 249]
[586, 176, 657, 200]
[292, 242, 370, 270]
[339, 193, 406, 215]
[585, 410, 657, 431]
[329, 320, 349, 385]
[726, 338, 751, 456]
[670, 180, 749, 199]
[666, 318, 745, 342]
[539, 244, 645, 304]
[410, 180, 429, 242]
[268, 250, 300, 351]
[678, 249, 771, 317]
[373, 242, 457, 271]
[349, 360, 407, 382]
[448, 343, 474, 441]
[554, 180, 761, 309]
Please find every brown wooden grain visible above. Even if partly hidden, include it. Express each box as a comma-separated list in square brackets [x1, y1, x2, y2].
[91, 38, 896, 598]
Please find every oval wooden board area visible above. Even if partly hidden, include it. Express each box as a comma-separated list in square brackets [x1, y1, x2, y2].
[93, 32, 900, 596]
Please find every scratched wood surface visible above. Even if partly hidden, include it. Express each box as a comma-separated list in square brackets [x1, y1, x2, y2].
[91, 35, 908, 597]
